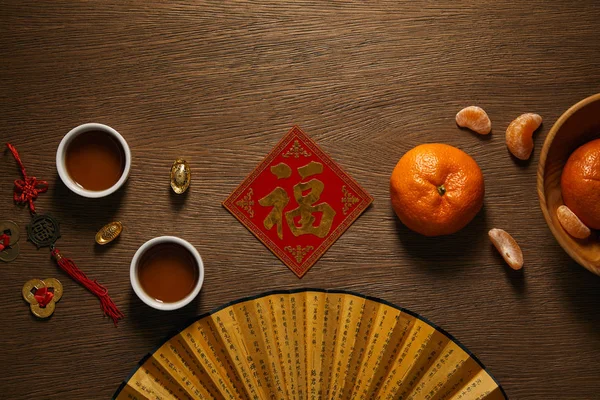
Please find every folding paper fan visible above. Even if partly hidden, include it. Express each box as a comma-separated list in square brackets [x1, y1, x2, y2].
[114, 289, 507, 400]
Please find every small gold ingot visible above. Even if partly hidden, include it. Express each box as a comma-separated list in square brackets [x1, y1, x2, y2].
[95, 221, 123, 245]
[170, 158, 191, 194]
[22, 278, 63, 319]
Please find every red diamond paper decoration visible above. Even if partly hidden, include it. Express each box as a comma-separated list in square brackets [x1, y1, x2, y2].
[223, 126, 373, 277]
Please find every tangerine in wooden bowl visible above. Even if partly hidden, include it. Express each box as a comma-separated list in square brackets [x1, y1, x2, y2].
[538, 93, 600, 276]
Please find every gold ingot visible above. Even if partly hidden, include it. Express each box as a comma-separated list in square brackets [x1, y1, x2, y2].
[0, 242, 19, 262]
[95, 221, 123, 245]
[170, 158, 191, 194]
[22, 278, 63, 318]
[0, 220, 20, 245]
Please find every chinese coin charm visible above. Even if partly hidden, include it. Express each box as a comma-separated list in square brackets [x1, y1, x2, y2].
[22, 278, 63, 318]
[27, 214, 61, 249]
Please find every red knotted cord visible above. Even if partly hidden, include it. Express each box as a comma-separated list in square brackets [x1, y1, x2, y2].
[6, 143, 48, 214]
[6, 143, 124, 325]
[34, 286, 54, 308]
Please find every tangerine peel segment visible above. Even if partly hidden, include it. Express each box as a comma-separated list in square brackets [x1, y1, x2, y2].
[488, 228, 524, 270]
[556, 205, 591, 239]
[505, 113, 542, 160]
[455, 106, 492, 135]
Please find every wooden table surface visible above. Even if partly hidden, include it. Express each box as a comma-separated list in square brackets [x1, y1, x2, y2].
[2, 1, 599, 399]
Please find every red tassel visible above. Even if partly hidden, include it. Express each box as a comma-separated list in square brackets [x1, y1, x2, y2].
[51, 248, 124, 325]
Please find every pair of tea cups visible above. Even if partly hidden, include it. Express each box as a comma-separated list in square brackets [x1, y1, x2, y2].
[57, 123, 203, 311]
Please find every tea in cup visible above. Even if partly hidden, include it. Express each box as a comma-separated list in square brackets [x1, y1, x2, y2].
[56, 123, 131, 198]
[130, 236, 204, 311]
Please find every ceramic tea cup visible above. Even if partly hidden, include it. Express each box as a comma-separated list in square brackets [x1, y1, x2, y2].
[56, 123, 131, 198]
[130, 236, 204, 311]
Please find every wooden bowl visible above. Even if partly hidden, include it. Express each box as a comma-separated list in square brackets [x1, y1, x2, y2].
[538, 93, 600, 276]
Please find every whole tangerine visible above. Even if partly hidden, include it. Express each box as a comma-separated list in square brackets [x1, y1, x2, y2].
[390, 143, 485, 236]
[560, 138, 600, 229]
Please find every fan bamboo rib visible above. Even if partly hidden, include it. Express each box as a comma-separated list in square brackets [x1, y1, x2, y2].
[114, 290, 506, 400]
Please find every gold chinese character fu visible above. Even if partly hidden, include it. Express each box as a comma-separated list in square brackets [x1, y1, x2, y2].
[259, 162, 336, 240]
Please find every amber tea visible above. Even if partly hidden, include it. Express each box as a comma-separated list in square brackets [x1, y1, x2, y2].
[65, 130, 125, 191]
[137, 243, 199, 303]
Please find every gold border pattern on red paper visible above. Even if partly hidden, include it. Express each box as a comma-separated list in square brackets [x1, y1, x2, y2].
[223, 126, 373, 277]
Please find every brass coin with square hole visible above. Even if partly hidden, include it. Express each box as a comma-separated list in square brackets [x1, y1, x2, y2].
[0, 242, 19, 262]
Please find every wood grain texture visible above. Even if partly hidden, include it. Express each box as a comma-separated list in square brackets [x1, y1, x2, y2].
[1, 1, 599, 398]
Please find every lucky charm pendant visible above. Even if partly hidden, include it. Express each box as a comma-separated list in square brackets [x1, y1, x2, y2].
[27, 214, 61, 249]
[22, 278, 63, 318]
[7, 142, 124, 324]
